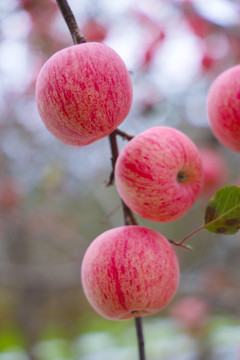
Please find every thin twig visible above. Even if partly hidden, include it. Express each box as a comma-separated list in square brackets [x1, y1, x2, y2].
[121, 200, 138, 226]
[115, 128, 134, 141]
[107, 130, 134, 186]
[135, 317, 146, 360]
[107, 130, 119, 186]
[56, 0, 86, 44]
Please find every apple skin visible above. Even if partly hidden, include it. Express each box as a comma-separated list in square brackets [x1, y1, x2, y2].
[81, 225, 179, 320]
[35, 42, 133, 146]
[207, 64, 240, 153]
[114, 126, 203, 223]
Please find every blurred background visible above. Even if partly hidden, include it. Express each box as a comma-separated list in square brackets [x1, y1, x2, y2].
[1, 0, 240, 359]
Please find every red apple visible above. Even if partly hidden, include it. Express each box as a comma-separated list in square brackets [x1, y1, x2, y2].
[169, 295, 209, 330]
[81, 18, 108, 43]
[207, 64, 240, 153]
[81, 225, 179, 320]
[115, 126, 203, 223]
[35, 43, 133, 146]
[199, 147, 228, 198]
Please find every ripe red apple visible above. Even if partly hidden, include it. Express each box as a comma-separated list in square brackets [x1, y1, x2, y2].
[81, 225, 179, 320]
[199, 147, 228, 198]
[35, 43, 133, 146]
[207, 64, 240, 153]
[114, 126, 203, 223]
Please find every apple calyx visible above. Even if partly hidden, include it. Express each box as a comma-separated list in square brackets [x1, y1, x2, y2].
[177, 171, 188, 183]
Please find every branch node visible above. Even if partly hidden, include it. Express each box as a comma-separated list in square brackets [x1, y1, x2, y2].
[169, 240, 194, 252]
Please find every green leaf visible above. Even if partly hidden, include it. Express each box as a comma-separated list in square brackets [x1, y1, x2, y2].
[204, 185, 240, 234]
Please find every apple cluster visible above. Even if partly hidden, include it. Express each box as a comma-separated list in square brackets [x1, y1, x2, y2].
[35, 42, 206, 320]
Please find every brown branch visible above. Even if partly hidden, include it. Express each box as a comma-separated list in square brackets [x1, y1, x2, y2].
[107, 129, 134, 186]
[121, 200, 138, 226]
[56, 0, 86, 44]
[115, 128, 134, 141]
[135, 317, 146, 360]
[108, 132, 137, 224]
[107, 130, 119, 186]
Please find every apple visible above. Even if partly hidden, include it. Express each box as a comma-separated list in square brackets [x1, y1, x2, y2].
[82, 18, 109, 43]
[81, 225, 179, 320]
[199, 147, 228, 198]
[114, 126, 203, 223]
[35, 42, 133, 146]
[207, 64, 240, 153]
[169, 295, 209, 331]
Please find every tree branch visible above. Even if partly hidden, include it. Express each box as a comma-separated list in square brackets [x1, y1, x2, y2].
[56, 0, 86, 44]
[135, 317, 146, 360]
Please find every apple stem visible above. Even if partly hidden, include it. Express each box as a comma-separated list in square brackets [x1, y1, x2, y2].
[173, 224, 205, 247]
[135, 317, 146, 360]
[107, 130, 134, 186]
[56, 0, 86, 44]
[114, 128, 134, 141]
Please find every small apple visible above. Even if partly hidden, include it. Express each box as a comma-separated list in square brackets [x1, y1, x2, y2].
[169, 295, 209, 331]
[207, 64, 240, 153]
[114, 126, 203, 223]
[199, 147, 228, 198]
[82, 18, 108, 43]
[35, 42, 133, 146]
[81, 225, 179, 320]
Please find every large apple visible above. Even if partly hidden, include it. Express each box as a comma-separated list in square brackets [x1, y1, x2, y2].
[207, 64, 240, 153]
[81, 225, 179, 320]
[114, 126, 203, 223]
[35, 42, 133, 146]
